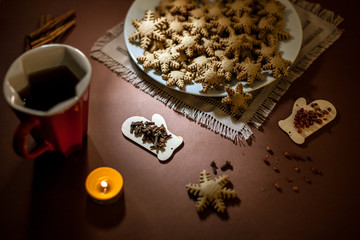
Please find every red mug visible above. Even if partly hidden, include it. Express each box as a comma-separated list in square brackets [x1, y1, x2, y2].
[3, 44, 92, 158]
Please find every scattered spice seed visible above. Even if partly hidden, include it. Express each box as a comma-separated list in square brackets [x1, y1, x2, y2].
[292, 186, 299, 192]
[311, 167, 319, 175]
[273, 166, 280, 173]
[284, 152, 291, 159]
[220, 161, 233, 171]
[266, 146, 273, 154]
[286, 177, 293, 182]
[274, 182, 281, 191]
[275, 157, 279, 164]
[210, 161, 218, 175]
[294, 167, 301, 173]
[263, 156, 270, 165]
[292, 152, 297, 159]
[305, 177, 312, 184]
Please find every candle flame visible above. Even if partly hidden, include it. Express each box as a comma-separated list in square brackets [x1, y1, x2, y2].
[100, 180, 108, 193]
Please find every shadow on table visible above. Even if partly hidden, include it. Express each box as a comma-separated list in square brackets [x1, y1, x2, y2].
[197, 197, 241, 221]
[28, 137, 125, 237]
[85, 191, 126, 228]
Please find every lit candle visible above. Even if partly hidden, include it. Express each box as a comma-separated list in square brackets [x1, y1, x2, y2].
[100, 180, 108, 193]
[85, 167, 123, 204]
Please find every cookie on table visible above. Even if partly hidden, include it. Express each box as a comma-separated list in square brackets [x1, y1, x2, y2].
[186, 170, 238, 213]
[221, 83, 253, 114]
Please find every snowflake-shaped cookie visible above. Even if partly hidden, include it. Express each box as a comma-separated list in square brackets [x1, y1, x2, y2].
[211, 15, 234, 35]
[188, 6, 207, 19]
[265, 21, 292, 46]
[254, 42, 278, 63]
[147, 40, 167, 53]
[200, 36, 222, 56]
[257, 16, 277, 39]
[233, 12, 259, 34]
[166, 18, 185, 36]
[129, 10, 167, 49]
[161, 68, 194, 89]
[184, 16, 212, 37]
[186, 170, 237, 213]
[221, 83, 253, 114]
[195, 63, 225, 92]
[262, 52, 292, 79]
[238, 48, 254, 61]
[136, 51, 156, 69]
[258, 0, 286, 19]
[220, 29, 260, 57]
[155, 0, 173, 15]
[188, 55, 215, 72]
[153, 49, 181, 73]
[162, 10, 186, 22]
[225, 0, 254, 17]
[170, 46, 189, 68]
[203, 0, 224, 19]
[236, 57, 264, 86]
[168, 0, 196, 15]
[215, 55, 239, 81]
[172, 31, 203, 57]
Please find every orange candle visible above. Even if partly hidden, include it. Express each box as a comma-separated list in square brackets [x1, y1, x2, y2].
[85, 167, 123, 204]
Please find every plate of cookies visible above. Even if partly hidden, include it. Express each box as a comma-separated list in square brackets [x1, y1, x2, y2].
[124, 0, 302, 97]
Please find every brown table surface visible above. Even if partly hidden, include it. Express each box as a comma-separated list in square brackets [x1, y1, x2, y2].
[0, 0, 359, 239]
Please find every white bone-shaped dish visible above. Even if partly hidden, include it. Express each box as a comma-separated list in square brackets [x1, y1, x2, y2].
[278, 98, 337, 144]
[121, 114, 183, 161]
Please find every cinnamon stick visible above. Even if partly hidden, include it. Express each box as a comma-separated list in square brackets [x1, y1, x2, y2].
[28, 9, 75, 40]
[39, 14, 54, 27]
[31, 19, 76, 48]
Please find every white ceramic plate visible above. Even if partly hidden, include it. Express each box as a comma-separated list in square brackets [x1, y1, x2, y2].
[124, 0, 303, 96]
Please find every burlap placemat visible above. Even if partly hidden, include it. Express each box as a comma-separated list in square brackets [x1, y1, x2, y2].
[91, 0, 343, 143]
